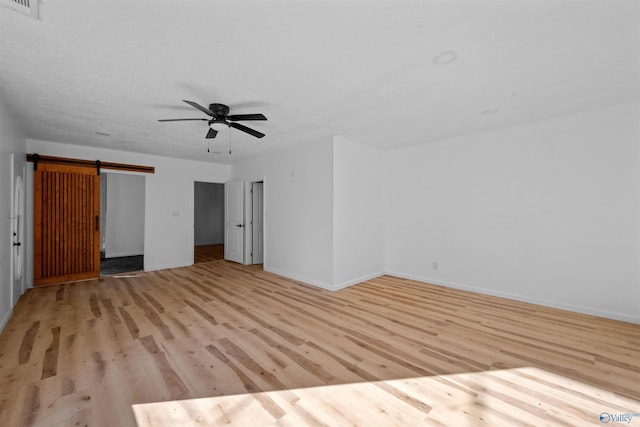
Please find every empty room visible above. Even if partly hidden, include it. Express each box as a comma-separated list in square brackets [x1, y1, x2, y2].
[1, 1, 639, 426]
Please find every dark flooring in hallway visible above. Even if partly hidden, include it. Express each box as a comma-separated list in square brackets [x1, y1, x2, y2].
[100, 255, 144, 276]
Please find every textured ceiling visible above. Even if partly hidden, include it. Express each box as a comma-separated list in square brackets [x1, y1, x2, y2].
[1, 0, 639, 164]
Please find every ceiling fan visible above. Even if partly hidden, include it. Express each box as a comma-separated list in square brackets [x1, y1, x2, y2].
[159, 100, 267, 139]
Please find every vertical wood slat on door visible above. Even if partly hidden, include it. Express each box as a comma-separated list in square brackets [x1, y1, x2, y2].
[34, 163, 100, 286]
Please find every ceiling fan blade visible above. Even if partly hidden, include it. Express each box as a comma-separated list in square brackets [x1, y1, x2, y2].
[206, 128, 218, 139]
[158, 118, 208, 122]
[229, 122, 265, 138]
[183, 100, 214, 116]
[227, 113, 267, 121]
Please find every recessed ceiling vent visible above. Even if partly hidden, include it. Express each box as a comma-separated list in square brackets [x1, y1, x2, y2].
[1, 0, 39, 19]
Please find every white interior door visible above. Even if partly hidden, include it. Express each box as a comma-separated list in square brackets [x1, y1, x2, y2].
[251, 182, 264, 264]
[224, 180, 245, 263]
[10, 154, 26, 305]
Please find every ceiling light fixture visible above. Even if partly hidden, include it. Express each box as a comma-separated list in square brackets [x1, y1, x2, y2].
[433, 50, 458, 65]
[209, 122, 228, 132]
[481, 108, 499, 115]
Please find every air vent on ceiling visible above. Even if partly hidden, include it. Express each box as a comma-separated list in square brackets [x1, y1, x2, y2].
[1, 0, 38, 19]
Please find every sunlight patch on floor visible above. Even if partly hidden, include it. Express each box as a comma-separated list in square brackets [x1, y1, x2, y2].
[132, 367, 640, 426]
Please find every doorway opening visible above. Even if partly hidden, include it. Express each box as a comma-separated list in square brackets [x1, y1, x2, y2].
[100, 172, 145, 275]
[194, 182, 225, 264]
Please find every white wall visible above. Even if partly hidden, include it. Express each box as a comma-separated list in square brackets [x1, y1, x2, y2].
[232, 137, 384, 291]
[104, 173, 145, 258]
[25, 140, 231, 273]
[232, 140, 334, 288]
[385, 102, 640, 323]
[333, 136, 384, 288]
[194, 182, 224, 246]
[0, 99, 27, 331]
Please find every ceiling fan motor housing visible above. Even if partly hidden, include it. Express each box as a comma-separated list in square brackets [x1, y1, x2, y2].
[209, 103, 230, 117]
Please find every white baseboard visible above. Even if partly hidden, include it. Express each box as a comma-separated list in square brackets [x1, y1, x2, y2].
[386, 271, 640, 325]
[263, 267, 384, 292]
[332, 271, 385, 291]
[263, 266, 334, 291]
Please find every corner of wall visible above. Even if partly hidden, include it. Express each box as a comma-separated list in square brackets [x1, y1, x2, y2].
[331, 271, 385, 291]
[332, 135, 385, 287]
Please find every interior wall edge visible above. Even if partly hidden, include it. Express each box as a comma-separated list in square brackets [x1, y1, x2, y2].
[386, 270, 640, 325]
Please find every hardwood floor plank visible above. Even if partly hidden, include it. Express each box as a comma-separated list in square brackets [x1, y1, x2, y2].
[88, 293, 101, 319]
[374, 382, 432, 415]
[118, 306, 140, 339]
[217, 338, 289, 390]
[183, 299, 218, 326]
[203, 341, 295, 422]
[20, 383, 40, 427]
[248, 329, 335, 384]
[141, 291, 165, 313]
[139, 335, 189, 400]
[40, 327, 61, 379]
[98, 297, 122, 325]
[18, 321, 40, 365]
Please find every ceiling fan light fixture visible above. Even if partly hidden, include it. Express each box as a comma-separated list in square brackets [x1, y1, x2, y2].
[209, 122, 229, 132]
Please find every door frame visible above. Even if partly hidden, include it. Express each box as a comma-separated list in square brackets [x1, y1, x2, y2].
[249, 181, 264, 265]
[10, 154, 26, 305]
[224, 180, 246, 264]
[244, 178, 266, 266]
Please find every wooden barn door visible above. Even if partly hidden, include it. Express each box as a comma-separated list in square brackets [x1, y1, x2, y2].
[34, 163, 100, 286]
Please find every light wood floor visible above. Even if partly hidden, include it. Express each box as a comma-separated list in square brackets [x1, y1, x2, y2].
[194, 244, 224, 264]
[0, 259, 639, 426]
